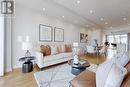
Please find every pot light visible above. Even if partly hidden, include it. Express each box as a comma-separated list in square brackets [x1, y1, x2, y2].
[86, 25, 89, 27]
[123, 17, 127, 21]
[100, 18, 104, 21]
[90, 10, 94, 14]
[105, 22, 108, 24]
[77, 0, 80, 4]
[43, 8, 46, 11]
[74, 20, 78, 23]
[62, 16, 65, 18]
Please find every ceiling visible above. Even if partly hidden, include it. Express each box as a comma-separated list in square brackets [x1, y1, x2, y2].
[17, 0, 130, 29]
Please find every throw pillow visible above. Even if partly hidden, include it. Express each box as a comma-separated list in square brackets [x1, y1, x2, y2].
[40, 45, 46, 55]
[65, 44, 72, 52]
[117, 52, 130, 66]
[61, 45, 65, 52]
[40, 45, 51, 56]
[96, 58, 116, 87]
[51, 46, 58, 55]
[104, 62, 127, 87]
[57, 45, 61, 53]
[45, 45, 51, 56]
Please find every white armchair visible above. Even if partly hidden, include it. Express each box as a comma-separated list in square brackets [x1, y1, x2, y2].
[86, 46, 96, 56]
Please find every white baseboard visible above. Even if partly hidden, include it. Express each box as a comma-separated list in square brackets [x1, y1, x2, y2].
[5, 67, 12, 72]
[13, 65, 21, 69]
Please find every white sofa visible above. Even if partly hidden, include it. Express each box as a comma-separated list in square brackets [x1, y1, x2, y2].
[36, 51, 74, 69]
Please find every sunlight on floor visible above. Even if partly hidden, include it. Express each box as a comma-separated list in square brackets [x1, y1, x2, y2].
[80, 48, 117, 64]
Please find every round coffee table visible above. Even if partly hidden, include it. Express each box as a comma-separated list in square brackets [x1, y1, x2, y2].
[68, 59, 90, 75]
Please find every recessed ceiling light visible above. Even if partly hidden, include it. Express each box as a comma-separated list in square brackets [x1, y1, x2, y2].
[123, 17, 127, 21]
[62, 16, 65, 18]
[90, 10, 94, 14]
[74, 20, 78, 23]
[43, 8, 46, 11]
[105, 22, 108, 24]
[77, 0, 80, 4]
[110, 27, 113, 28]
[86, 25, 89, 27]
[100, 18, 104, 21]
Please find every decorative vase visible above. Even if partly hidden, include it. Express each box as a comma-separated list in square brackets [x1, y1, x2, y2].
[73, 55, 79, 64]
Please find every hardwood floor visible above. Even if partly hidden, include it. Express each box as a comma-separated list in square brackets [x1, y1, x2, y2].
[80, 54, 106, 64]
[0, 65, 39, 87]
[0, 49, 116, 87]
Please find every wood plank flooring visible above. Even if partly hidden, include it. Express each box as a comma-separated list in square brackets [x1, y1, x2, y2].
[0, 65, 39, 87]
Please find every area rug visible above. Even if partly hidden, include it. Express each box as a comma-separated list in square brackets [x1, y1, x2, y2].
[34, 63, 98, 87]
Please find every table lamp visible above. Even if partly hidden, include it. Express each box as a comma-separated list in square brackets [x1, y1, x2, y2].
[22, 42, 32, 57]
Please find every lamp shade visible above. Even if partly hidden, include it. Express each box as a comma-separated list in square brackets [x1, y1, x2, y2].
[73, 42, 78, 47]
[22, 42, 32, 51]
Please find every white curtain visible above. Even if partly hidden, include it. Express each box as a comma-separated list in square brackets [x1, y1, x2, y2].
[0, 16, 5, 76]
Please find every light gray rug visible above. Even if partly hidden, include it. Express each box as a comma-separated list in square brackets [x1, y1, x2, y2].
[34, 63, 98, 87]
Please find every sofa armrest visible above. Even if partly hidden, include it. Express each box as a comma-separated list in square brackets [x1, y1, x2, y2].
[35, 51, 44, 68]
[70, 71, 96, 87]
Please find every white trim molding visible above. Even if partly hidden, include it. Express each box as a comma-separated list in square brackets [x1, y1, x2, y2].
[0, 17, 5, 76]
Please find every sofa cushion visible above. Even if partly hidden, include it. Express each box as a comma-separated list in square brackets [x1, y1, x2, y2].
[43, 52, 73, 62]
[57, 45, 65, 53]
[70, 71, 96, 87]
[62, 52, 73, 58]
[50, 45, 58, 55]
[43, 53, 63, 62]
[96, 58, 116, 87]
[65, 44, 72, 52]
[117, 52, 130, 66]
[40, 45, 51, 56]
[104, 62, 127, 87]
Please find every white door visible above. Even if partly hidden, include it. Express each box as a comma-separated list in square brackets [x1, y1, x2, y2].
[0, 16, 4, 76]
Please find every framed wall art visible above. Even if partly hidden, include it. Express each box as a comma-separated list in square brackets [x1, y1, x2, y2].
[54, 27, 64, 42]
[80, 33, 88, 43]
[39, 24, 52, 41]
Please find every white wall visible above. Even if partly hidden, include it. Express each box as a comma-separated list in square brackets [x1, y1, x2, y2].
[87, 29, 102, 45]
[0, 16, 4, 76]
[12, 5, 88, 68]
[5, 18, 12, 72]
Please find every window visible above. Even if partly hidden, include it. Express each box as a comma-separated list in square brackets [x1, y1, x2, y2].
[107, 34, 128, 50]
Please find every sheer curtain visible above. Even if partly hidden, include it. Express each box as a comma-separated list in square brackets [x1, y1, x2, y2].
[0, 16, 4, 76]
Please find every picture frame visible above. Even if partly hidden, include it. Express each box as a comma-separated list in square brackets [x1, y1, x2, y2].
[39, 24, 52, 42]
[80, 33, 88, 43]
[54, 27, 64, 42]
